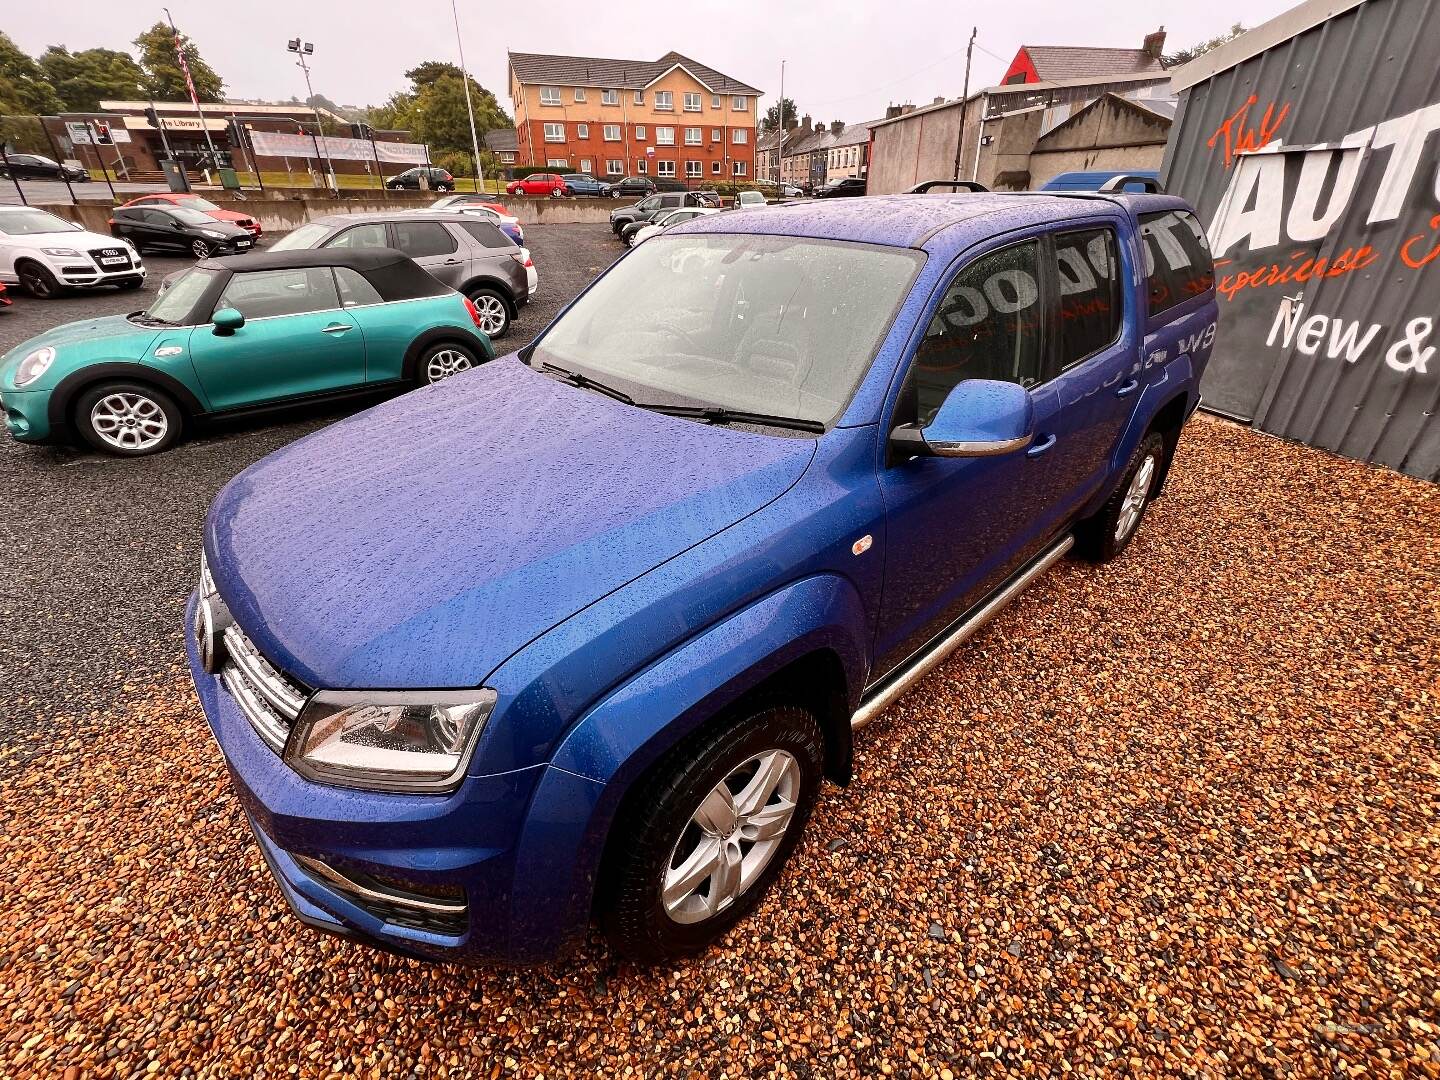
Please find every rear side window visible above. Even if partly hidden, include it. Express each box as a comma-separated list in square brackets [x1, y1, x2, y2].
[393, 220, 458, 258]
[1140, 210, 1214, 317]
[909, 240, 1045, 422]
[1053, 228, 1121, 371]
[334, 267, 383, 307]
[458, 220, 510, 248]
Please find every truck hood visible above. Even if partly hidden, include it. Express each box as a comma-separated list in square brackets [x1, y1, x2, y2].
[206, 357, 816, 689]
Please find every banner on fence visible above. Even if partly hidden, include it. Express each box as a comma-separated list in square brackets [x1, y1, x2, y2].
[247, 130, 429, 164]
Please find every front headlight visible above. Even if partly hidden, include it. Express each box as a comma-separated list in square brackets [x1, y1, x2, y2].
[287, 689, 498, 793]
[13, 346, 56, 387]
[202, 230, 225, 239]
[41, 247, 82, 257]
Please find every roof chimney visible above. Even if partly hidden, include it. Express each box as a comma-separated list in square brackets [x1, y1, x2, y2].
[830, 120, 844, 135]
[885, 103, 902, 119]
[901, 103, 916, 115]
[1143, 26, 1166, 60]
[800, 114, 813, 133]
[933, 95, 945, 105]
[784, 116, 799, 132]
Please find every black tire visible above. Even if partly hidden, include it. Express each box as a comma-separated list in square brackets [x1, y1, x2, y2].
[464, 287, 510, 339]
[17, 261, 63, 299]
[190, 239, 212, 260]
[1073, 431, 1167, 562]
[416, 340, 483, 386]
[116, 278, 144, 291]
[599, 703, 824, 963]
[73, 381, 183, 457]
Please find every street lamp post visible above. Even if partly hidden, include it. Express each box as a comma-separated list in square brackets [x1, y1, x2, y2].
[450, 0, 486, 193]
[287, 38, 337, 192]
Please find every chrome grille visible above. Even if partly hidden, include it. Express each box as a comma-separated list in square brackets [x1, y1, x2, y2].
[220, 625, 306, 754]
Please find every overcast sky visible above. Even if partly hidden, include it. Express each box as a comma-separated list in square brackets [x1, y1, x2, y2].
[8, 0, 1296, 122]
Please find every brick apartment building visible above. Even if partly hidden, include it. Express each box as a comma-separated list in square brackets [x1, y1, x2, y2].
[507, 51, 761, 182]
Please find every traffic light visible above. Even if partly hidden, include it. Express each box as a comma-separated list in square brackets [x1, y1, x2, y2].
[93, 121, 113, 145]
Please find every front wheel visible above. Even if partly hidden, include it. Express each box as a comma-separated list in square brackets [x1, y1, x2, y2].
[75, 381, 183, 456]
[17, 262, 63, 299]
[1074, 431, 1167, 562]
[551, 186, 565, 198]
[418, 341, 482, 385]
[599, 703, 824, 962]
[465, 287, 510, 339]
[190, 239, 212, 260]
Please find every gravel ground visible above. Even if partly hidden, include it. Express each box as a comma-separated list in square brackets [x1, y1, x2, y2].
[2, 226, 1438, 1076]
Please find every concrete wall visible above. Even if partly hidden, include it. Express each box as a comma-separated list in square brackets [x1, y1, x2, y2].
[1027, 142, 1167, 188]
[1025, 96, 1169, 188]
[867, 102, 968, 195]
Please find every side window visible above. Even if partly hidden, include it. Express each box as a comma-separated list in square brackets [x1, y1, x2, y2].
[333, 266, 383, 307]
[662, 194, 683, 207]
[392, 220, 459, 258]
[907, 241, 1044, 424]
[215, 268, 341, 320]
[638, 196, 659, 210]
[322, 223, 389, 250]
[457, 220, 510, 248]
[1140, 210, 1214, 317]
[1053, 228, 1122, 371]
[142, 209, 171, 226]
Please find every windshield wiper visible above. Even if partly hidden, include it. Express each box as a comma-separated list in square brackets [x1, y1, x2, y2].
[650, 405, 825, 434]
[539, 362, 635, 405]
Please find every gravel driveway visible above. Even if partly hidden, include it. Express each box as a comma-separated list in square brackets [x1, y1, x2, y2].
[1, 225, 1436, 1077]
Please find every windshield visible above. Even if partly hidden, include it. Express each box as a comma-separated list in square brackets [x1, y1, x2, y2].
[269, 222, 331, 250]
[532, 233, 924, 426]
[0, 209, 79, 235]
[143, 268, 219, 324]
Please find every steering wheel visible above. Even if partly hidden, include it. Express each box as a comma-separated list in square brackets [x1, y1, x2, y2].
[652, 319, 702, 353]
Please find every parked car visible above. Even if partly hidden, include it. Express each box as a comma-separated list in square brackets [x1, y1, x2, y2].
[1042, 170, 1161, 193]
[562, 174, 612, 197]
[110, 205, 255, 260]
[429, 194, 509, 215]
[424, 204, 524, 246]
[0, 153, 89, 182]
[610, 191, 712, 237]
[815, 177, 867, 198]
[0, 249, 495, 456]
[732, 190, 767, 210]
[263, 212, 531, 338]
[609, 176, 656, 198]
[0, 280, 10, 310]
[0, 205, 144, 298]
[386, 167, 455, 192]
[118, 193, 262, 237]
[506, 173, 568, 197]
[756, 179, 803, 197]
[623, 206, 718, 246]
[183, 182, 1218, 964]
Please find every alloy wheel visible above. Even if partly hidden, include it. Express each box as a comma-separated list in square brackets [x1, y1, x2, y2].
[191, 240, 211, 259]
[424, 347, 474, 383]
[20, 266, 53, 298]
[1114, 453, 1157, 542]
[89, 392, 169, 452]
[469, 294, 507, 336]
[662, 749, 800, 925]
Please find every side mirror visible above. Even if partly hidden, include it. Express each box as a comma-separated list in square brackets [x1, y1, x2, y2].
[212, 307, 246, 335]
[892, 379, 1034, 458]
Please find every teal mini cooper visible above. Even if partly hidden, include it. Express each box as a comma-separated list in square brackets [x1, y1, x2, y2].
[0, 249, 495, 456]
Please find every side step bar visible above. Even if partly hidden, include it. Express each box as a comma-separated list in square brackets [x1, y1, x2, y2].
[851, 535, 1074, 731]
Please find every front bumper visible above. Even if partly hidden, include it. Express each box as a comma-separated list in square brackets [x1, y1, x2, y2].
[1, 388, 52, 442]
[49, 256, 146, 290]
[184, 593, 605, 964]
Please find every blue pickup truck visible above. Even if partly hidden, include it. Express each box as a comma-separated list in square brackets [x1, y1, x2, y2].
[187, 180, 1218, 964]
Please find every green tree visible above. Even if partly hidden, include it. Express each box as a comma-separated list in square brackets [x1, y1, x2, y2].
[40, 46, 146, 112]
[133, 22, 224, 101]
[0, 32, 62, 114]
[1164, 23, 1248, 68]
[760, 97, 798, 135]
[366, 65, 511, 154]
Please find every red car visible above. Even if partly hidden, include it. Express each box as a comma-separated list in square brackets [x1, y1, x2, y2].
[506, 173, 567, 197]
[117, 193, 262, 236]
[0, 281, 10, 309]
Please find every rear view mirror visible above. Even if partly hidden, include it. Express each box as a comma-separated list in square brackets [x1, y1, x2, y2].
[212, 307, 246, 335]
[892, 379, 1034, 457]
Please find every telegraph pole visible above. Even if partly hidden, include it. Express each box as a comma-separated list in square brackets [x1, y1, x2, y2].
[450, 0, 486, 192]
[952, 27, 977, 180]
[163, 9, 221, 167]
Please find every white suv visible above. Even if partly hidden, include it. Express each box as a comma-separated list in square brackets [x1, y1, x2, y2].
[0, 206, 145, 299]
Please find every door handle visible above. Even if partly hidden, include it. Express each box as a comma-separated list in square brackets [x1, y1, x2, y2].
[1026, 433, 1058, 458]
[1115, 378, 1140, 398]
[320, 323, 352, 334]
[443, 258, 462, 264]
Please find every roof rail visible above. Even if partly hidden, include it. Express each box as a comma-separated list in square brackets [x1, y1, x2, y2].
[1097, 174, 1164, 194]
[907, 179, 989, 194]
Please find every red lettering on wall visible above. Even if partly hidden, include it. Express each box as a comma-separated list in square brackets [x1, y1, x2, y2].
[1207, 96, 1292, 168]
[1400, 214, 1440, 269]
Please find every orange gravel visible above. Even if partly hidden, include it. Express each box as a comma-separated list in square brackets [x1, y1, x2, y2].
[3, 414, 1437, 1078]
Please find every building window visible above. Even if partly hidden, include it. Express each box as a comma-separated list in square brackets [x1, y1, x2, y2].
[686, 159, 702, 177]
[634, 89, 644, 105]
[573, 88, 586, 102]
[547, 158, 569, 167]
[540, 87, 561, 106]
[603, 124, 621, 141]
[684, 127, 701, 145]
[544, 123, 565, 142]
[711, 94, 721, 109]
[732, 128, 747, 144]
[712, 160, 722, 174]
[635, 125, 646, 139]
[711, 127, 721, 141]
[637, 159, 647, 173]
[576, 123, 589, 139]
[579, 158, 592, 172]
[683, 93, 702, 112]
[606, 159, 623, 175]
[656, 126, 674, 145]
[657, 160, 676, 177]
[731, 96, 748, 111]
[732, 161, 747, 176]
[602, 88, 619, 106]
[654, 91, 673, 110]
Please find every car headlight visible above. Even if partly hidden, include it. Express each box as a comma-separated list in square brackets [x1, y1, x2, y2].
[202, 230, 225, 239]
[42, 247, 82, 257]
[13, 346, 56, 387]
[286, 689, 498, 793]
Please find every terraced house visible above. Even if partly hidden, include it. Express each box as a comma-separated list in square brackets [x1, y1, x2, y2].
[507, 51, 761, 182]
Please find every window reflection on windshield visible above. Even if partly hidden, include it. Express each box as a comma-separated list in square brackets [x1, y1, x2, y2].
[269, 222, 330, 251]
[143, 268, 218, 324]
[0, 209, 78, 235]
[533, 233, 923, 426]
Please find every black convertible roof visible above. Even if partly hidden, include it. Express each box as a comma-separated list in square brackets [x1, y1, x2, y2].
[196, 245, 452, 302]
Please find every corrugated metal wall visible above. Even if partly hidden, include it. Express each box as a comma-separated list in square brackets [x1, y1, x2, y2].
[1162, 0, 1440, 480]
